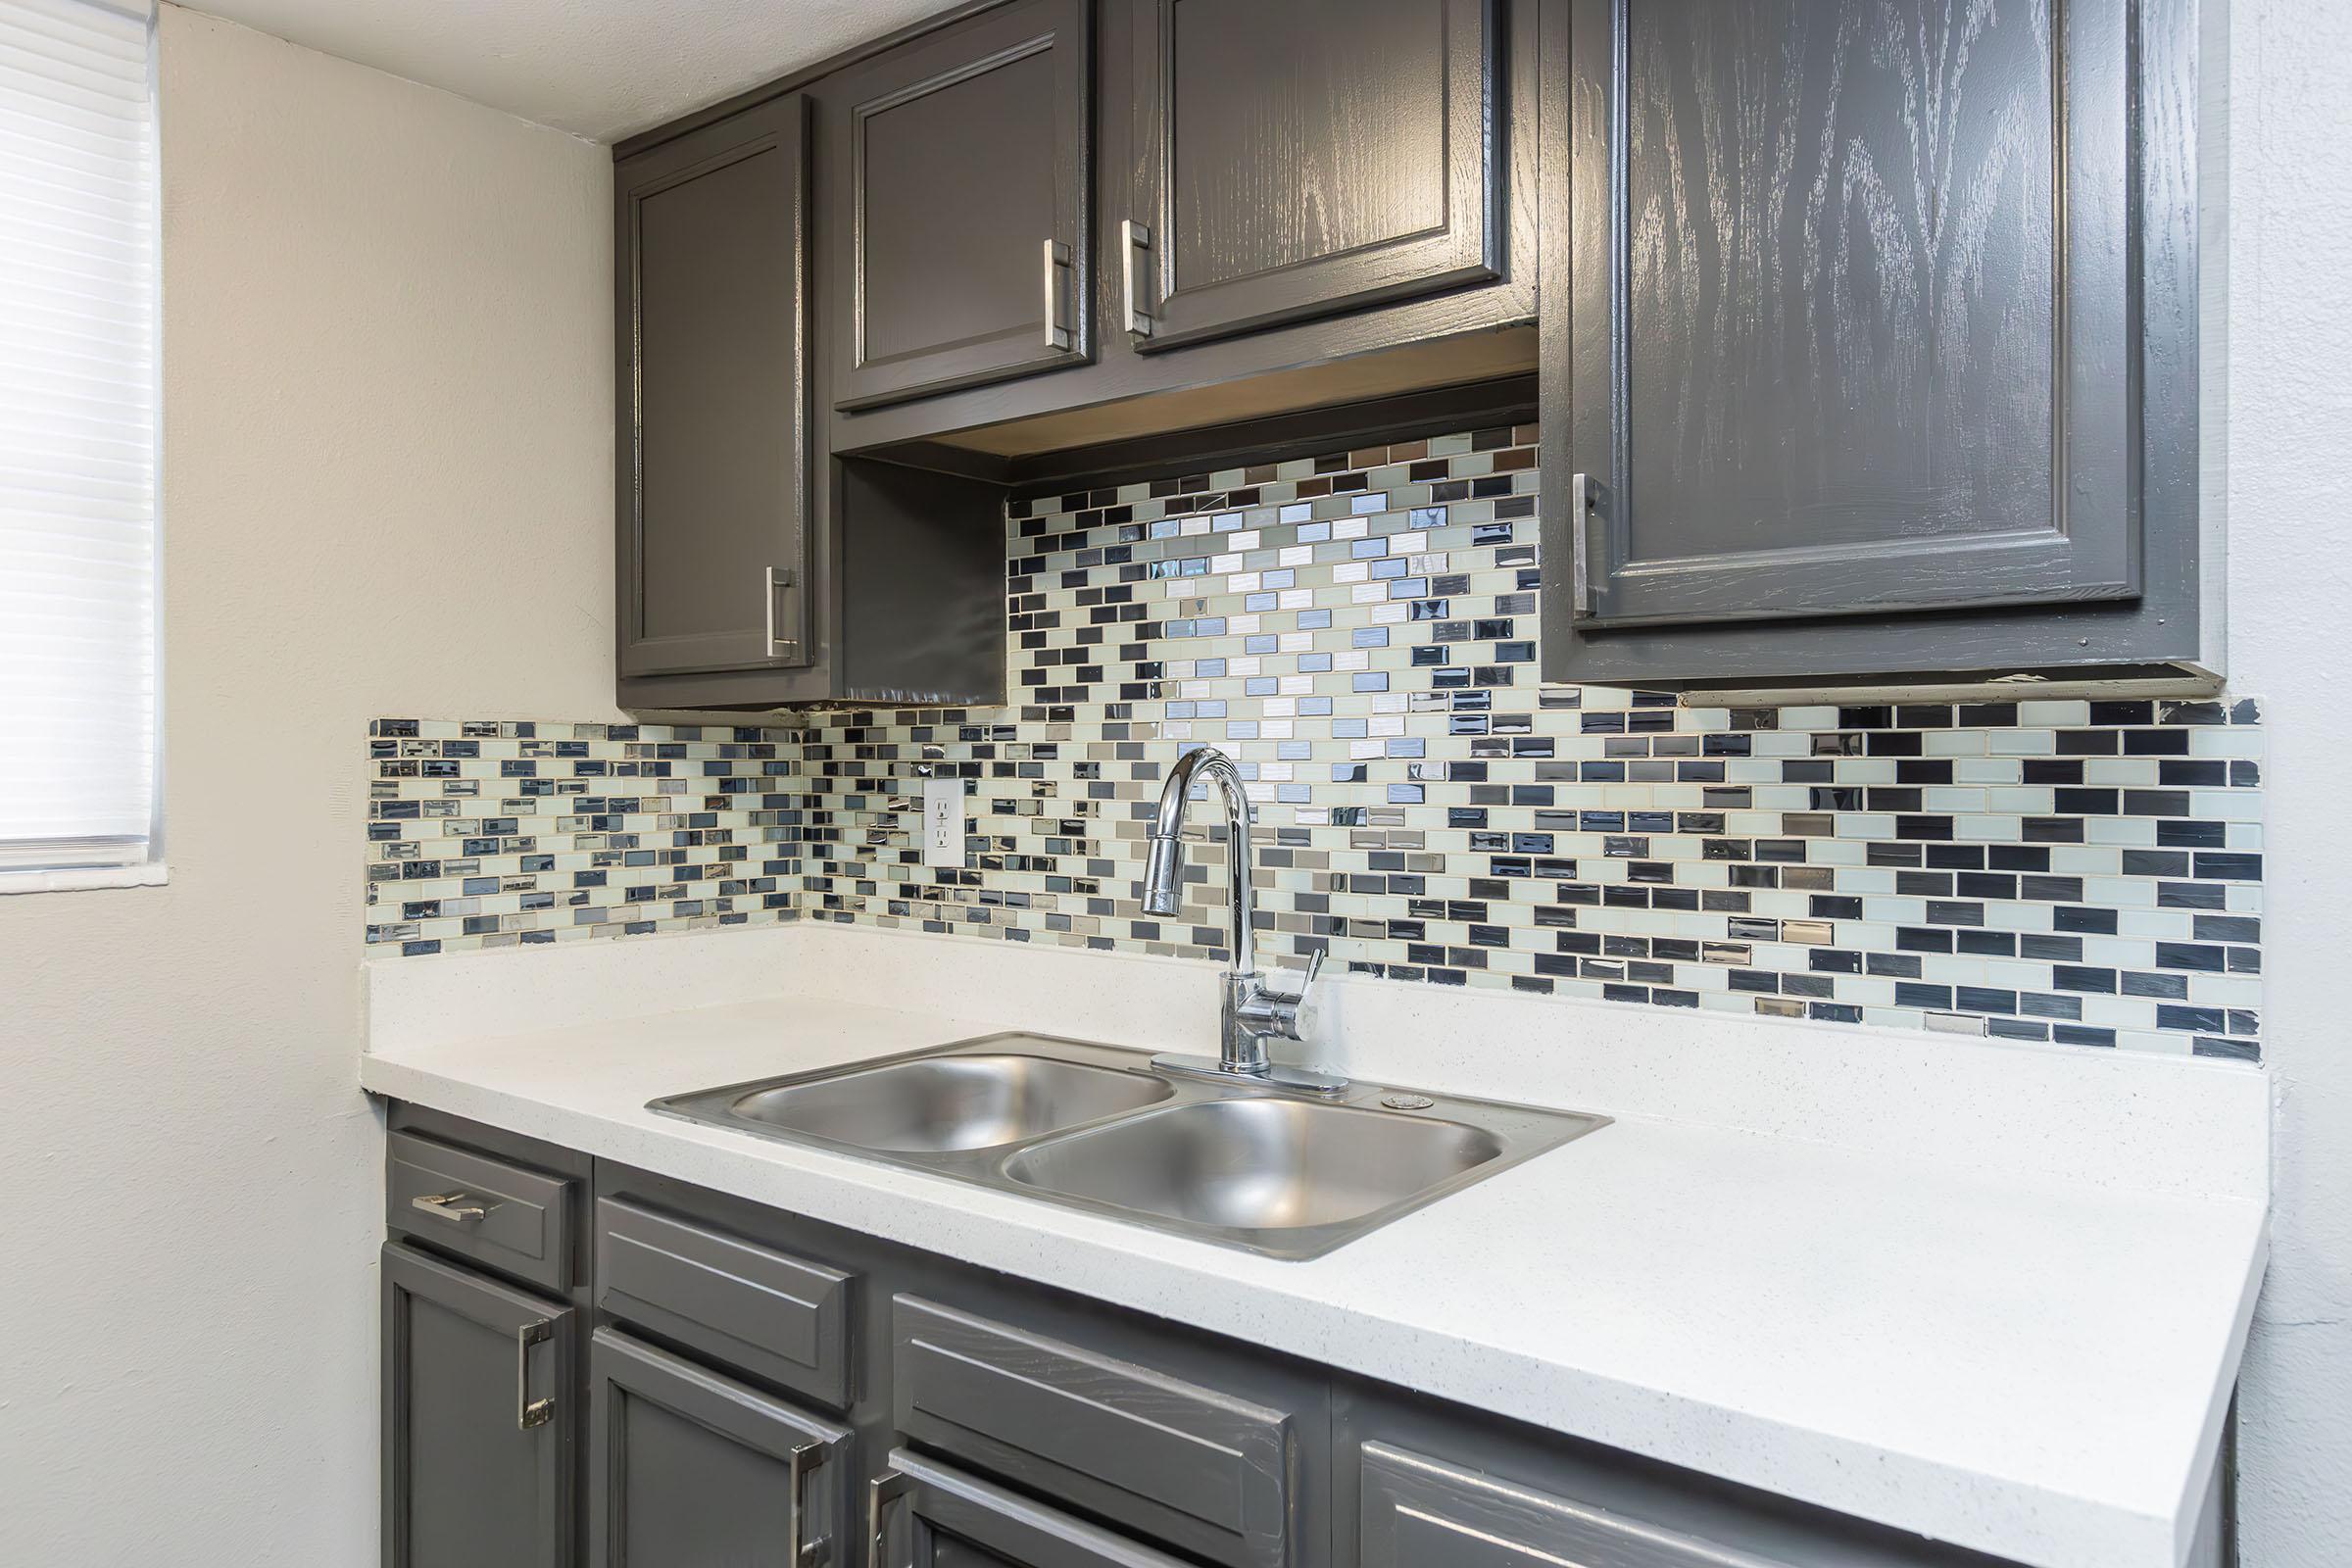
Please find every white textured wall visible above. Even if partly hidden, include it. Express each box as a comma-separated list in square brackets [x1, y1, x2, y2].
[0, 8, 613, 1563]
[2228, 0, 2352, 1560]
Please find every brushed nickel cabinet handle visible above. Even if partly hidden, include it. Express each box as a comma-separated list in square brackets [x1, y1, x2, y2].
[409, 1191, 486, 1224]
[1041, 237, 1073, 351]
[765, 564, 801, 660]
[785, 1440, 829, 1568]
[1569, 471, 1595, 617]
[515, 1319, 554, 1431]
[1121, 220, 1154, 340]
[867, 1469, 909, 1568]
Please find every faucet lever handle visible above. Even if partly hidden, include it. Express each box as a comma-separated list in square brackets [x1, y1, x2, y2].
[1296, 946, 1325, 1004]
[1259, 948, 1325, 1041]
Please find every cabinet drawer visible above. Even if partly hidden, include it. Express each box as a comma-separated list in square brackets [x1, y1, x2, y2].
[870, 1448, 1194, 1568]
[594, 1197, 855, 1409]
[1359, 1442, 1790, 1568]
[386, 1130, 577, 1294]
[893, 1295, 1295, 1568]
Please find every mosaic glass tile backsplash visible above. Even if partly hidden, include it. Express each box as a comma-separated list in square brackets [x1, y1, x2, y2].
[367, 424, 2264, 1060]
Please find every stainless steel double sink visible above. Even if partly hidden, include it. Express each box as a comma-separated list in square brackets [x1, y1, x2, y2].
[650, 1033, 1608, 1259]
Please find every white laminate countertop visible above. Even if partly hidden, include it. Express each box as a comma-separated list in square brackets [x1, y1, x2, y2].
[360, 931, 2267, 1568]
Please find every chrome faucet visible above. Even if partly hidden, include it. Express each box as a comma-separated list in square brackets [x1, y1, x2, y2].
[1140, 746, 1346, 1096]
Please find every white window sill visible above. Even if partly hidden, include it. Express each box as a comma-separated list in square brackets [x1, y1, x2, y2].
[0, 861, 171, 896]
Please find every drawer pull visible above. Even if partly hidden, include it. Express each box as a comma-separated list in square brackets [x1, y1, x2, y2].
[516, 1318, 554, 1431]
[410, 1191, 487, 1224]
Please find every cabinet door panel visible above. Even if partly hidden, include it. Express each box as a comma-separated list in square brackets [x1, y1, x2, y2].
[1129, 0, 1499, 351]
[1567, 0, 2136, 626]
[588, 1329, 851, 1568]
[617, 95, 810, 676]
[381, 1243, 575, 1568]
[832, 0, 1091, 409]
[871, 1449, 1196, 1568]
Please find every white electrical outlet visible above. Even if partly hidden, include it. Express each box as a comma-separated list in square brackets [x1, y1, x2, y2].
[921, 777, 964, 867]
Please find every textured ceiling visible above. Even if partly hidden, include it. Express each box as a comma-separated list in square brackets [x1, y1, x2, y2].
[185, 0, 963, 141]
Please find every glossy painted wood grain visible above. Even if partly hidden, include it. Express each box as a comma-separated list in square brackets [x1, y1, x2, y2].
[1543, 0, 2207, 682]
[1132, 0, 1500, 350]
[1627, 0, 2055, 553]
[1564, 0, 2147, 629]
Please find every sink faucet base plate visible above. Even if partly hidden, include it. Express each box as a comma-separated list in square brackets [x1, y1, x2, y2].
[1149, 1051, 1350, 1098]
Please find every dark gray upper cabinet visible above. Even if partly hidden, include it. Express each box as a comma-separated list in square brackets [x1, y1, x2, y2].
[829, 0, 1093, 411]
[587, 1328, 852, 1568]
[381, 1243, 576, 1568]
[1124, 0, 1501, 352]
[1543, 0, 2212, 684]
[1573, 0, 2133, 625]
[615, 94, 811, 680]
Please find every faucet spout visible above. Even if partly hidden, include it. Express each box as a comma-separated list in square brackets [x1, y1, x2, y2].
[1140, 746, 1255, 979]
[1140, 747, 1344, 1096]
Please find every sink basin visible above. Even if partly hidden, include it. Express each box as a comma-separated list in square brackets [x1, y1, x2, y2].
[725, 1052, 1172, 1152]
[1003, 1098, 1506, 1232]
[649, 1032, 1608, 1259]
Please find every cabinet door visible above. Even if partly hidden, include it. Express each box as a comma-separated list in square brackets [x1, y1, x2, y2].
[1124, 0, 1501, 352]
[1562, 0, 2137, 628]
[588, 1329, 851, 1568]
[830, 0, 1091, 410]
[869, 1449, 1196, 1568]
[1359, 1442, 1788, 1568]
[617, 94, 811, 677]
[381, 1243, 575, 1568]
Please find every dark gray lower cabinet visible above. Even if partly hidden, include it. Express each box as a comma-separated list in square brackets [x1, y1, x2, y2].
[589, 1328, 852, 1568]
[893, 1295, 1298, 1568]
[381, 1243, 576, 1568]
[381, 1108, 2064, 1568]
[870, 1449, 1194, 1568]
[1358, 1442, 1779, 1568]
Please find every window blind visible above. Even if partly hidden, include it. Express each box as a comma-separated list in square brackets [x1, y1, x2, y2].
[0, 0, 159, 876]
